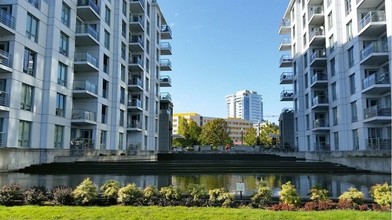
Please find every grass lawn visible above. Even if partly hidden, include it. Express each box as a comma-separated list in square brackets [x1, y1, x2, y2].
[0, 206, 390, 220]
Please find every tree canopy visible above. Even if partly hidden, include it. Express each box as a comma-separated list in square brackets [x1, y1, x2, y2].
[173, 117, 202, 147]
[259, 122, 280, 147]
[243, 127, 257, 146]
[198, 119, 231, 147]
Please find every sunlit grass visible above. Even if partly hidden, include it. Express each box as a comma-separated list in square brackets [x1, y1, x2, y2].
[0, 206, 390, 220]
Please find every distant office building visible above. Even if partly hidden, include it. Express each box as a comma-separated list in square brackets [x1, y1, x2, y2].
[225, 90, 263, 124]
[279, 108, 295, 151]
[173, 113, 252, 145]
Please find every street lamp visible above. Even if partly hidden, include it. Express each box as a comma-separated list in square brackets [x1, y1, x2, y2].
[240, 127, 243, 146]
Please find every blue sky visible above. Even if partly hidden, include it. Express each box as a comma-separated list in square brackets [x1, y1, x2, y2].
[158, 0, 291, 123]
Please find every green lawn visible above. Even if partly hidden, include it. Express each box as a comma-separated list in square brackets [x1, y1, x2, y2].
[0, 206, 390, 220]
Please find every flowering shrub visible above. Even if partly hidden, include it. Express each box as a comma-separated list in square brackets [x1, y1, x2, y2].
[208, 188, 233, 207]
[309, 184, 329, 202]
[52, 185, 73, 205]
[0, 184, 24, 206]
[118, 183, 143, 205]
[23, 186, 48, 205]
[100, 180, 120, 205]
[160, 185, 182, 201]
[370, 183, 391, 208]
[143, 185, 160, 205]
[188, 184, 208, 202]
[251, 185, 272, 207]
[72, 178, 98, 205]
[279, 181, 301, 207]
[338, 187, 364, 209]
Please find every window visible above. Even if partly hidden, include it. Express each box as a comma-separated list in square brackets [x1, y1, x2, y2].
[122, 20, 126, 37]
[120, 87, 125, 104]
[146, 21, 150, 36]
[120, 110, 124, 127]
[118, 132, 123, 150]
[352, 129, 359, 150]
[334, 132, 339, 150]
[23, 48, 36, 75]
[59, 32, 69, 56]
[121, 65, 126, 82]
[346, 20, 353, 41]
[303, 33, 307, 47]
[105, 6, 111, 25]
[58, 62, 67, 86]
[122, 0, 127, 16]
[145, 116, 148, 130]
[103, 54, 109, 73]
[304, 73, 308, 88]
[18, 120, 31, 148]
[145, 96, 149, 111]
[332, 107, 338, 125]
[21, 84, 33, 111]
[54, 125, 64, 149]
[329, 35, 334, 53]
[102, 80, 108, 99]
[349, 73, 356, 94]
[303, 52, 308, 68]
[305, 94, 309, 109]
[146, 40, 150, 55]
[147, 2, 150, 17]
[348, 46, 354, 67]
[330, 58, 335, 77]
[344, 0, 351, 15]
[351, 101, 357, 122]
[327, 12, 333, 30]
[56, 93, 66, 117]
[100, 130, 107, 149]
[104, 30, 110, 49]
[26, 13, 39, 42]
[302, 14, 306, 29]
[61, 2, 71, 27]
[306, 114, 309, 130]
[121, 42, 126, 59]
[101, 105, 107, 124]
[331, 82, 337, 101]
[146, 58, 150, 73]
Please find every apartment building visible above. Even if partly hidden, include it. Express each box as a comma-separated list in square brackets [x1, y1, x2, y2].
[0, 0, 172, 152]
[225, 90, 263, 124]
[278, 0, 391, 152]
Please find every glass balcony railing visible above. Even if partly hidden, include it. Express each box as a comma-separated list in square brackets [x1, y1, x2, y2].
[74, 52, 98, 68]
[364, 105, 391, 119]
[358, 11, 386, 31]
[311, 73, 327, 84]
[131, 0, 145, 8]
[366, 138, 391, 150]
[280, 72, 293, 81]
[309, 6, 324, 19]
[129, 78, 143, 87]
[72, 109, 96, 121]
[360, 41, 388, 60]
[363, 72, 390, 89]
[129, 57, 144, 66]
[76, 24, 99, 41]
[0, 132, 6, 147]
[312, 96, 328, 106]
[0, 8, 15, 29]
[313, 118, 329, 128]
[77, 0, 100, 15]
[130, 36, 144, 45]
[160, 75, 171, 84]
[128, 120, 142, 129]
[130, 16, 145, 27]
[309, 27, 325, 39]
[160, 59, 172, 69]
[310, 49, 326, 62]
[160, 42, 172, 51]
[280, 19, 291, 27]
[160, 92, 172, 101]
[73, 80, 97, 94]
[128, 99, 142, 108]
[280, 55, 292, 63]
[0, 91, 9, 107]
[0, 49, 12, 68]
[161, 24, 172, 35]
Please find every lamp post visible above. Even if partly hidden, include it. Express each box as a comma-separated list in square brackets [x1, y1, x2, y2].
[241, 127, 243, 146]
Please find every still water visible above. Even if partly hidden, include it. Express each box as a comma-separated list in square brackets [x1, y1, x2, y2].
[0, 172, 390, 198]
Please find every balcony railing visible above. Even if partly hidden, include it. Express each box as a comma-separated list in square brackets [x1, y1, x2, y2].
[280, 55, 292, 64]
[0, 8, 15, 29]
[160, 42, 172, 51]
[73, 80, 97, 94]
[160, 75, 171, 84]
[26, 0, 39, 8]
[72, 109, 96, 121]
[313, 118, 329, 128]
[130, 36, 144, 45]
[310, 49, 326, 62]
[309, 27, 325, 39]
[128, 120, 142, 129]
[74, 52, 98, 68]
[358, 11, 386, 31]
[129, 57, 144, 66]
[366, 138, 391, 150]
[363, 72, 390, 89]
[280, 90, 294, 99]
[77, 0, 100, 15]
[161, 24, 172, 35]
[309, 6, 324, 18]
[364, 106, 391, 119]
[160, 92, 172, 101]
[0, 49, 12, 68]
[130, 16, 144, 27]
[160, 59, 172, 68]
[360, 41, 388, 60]
[0, 132, 6, 147]
[128, 99, 142, 108]
[311, 73, 327, 84]
[0, 91, 9, 107]
[280, 72, 293, 81]
[129, 78, 143, 87]
[312, 96, 328, 105]
[314, 142, 330, 151]
[280, 19, 291, 27]
[76, 24, 99, 41]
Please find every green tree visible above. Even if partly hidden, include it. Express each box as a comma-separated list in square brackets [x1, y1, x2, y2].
[173, 118, 202, 148]
[198, 119, 231, 147]
[243, 127, 257, 146]
[259, 122, 279, 147]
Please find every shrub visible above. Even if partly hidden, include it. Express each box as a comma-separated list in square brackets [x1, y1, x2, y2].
[208, 188, 233, 207]
[279, 181, 301, 207]
[0, 184, 24, 206]
[143, 185, 160, 205]
[338, 187, 364, 209]
[370, 182, 391, 207]
[118, 183, 143, 205]
[188, 184, 208, 202]
[52, 185, 73, 205]
[72, 178, 98, 205]
[23, 186, 48, 205]
[251, 185, 272, 207]
[160, 185, 182, 201]
[100, 180, 120, 205]
[309, 184, 329, 202]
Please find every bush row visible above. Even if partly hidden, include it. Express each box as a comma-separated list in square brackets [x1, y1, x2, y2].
[0, 178, 390, 211]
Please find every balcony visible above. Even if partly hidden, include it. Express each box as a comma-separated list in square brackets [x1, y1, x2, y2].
[129, 16, 145, 33]
[280, 90, 293, 101]
[357, 0, 385, 9]
[161, 25, 172, 39]
[366, 138, 391, 151]
[362, 72, 390, 94]
[71, 109, 97, 125]
[129, 0, 145, 13]
[0, 91, 9, 111]
[73, 80, 98, 98]
[311, 96, 329, 109]
[314, 141, 330, 152]
[160, 59, 172, 71]
[160, 42, 172, 55]
[0, 49, 12, 72]
[278, 19, 291, 35]
[279, 55, 292, 68]
[129, 36, 144, 52]
[310, 72, 328, 88]
[77, 0, 100, 21]
[280, 72, 293, 84]
[0, 132, 6, 147]
[360, 41, 388, 65]
[74, 52, 99, 72]
[278, 37, 291, 51]
[128, 99, 143, 111]
[309, 27, 325, 46]
[128, 78, 143, 91]
[127, 120, 142, 131]
[160, 92, 172, 103]
[0, 8, 15, 34]
[363, 105, 391, 123]
[308, 6, 324, 25]
[160, 75, 172, 87]
[75, 24, 99, 46]
[313, 118, 329, 131]
[310, 49, 326, 67]
[358, 11, 386, 37]
[128, 57, 144, 71]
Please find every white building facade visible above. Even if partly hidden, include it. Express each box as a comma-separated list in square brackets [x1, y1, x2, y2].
[225, 90, 263, 124]
[278, 0, 391, 152]
[0, 0, 172, 151]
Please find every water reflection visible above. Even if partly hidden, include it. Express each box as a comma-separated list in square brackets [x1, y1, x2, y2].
[0, 172, 389, 198]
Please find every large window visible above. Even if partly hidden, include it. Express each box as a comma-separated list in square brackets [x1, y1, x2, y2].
[349, 73, 356, 94]
[330, 58, 335, 77]
[100, 130, 107, 149]
[327, 12, 333, 30]
[352, 129, 359, 150]
[120, 110, 124, 127]
[332, 107, 338, 126]
[23, 48, 36, 75]
[59, 32, 69, 56]
[331, 82, 337, 101]
[104, 30, 110, 49]
[122, 0, 127, 16]
[58, 62, 67, 86]
[26, 13, 39, 42]
[351, 101, 357, 122]
[105, 6, 111, 26]
[334, 132, 339, 150]
[118, 132, 123, 150]
[21, 84, 33, 111]
[346, 20, 353, 41]
[56, 93, 66, 117]
[61, 2, 71, 27]
[54, 125, 64, 149]
[348, 46, 354, 68]
[18, 120, 31, 148]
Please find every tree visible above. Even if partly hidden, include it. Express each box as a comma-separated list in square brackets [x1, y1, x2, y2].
[243, 127, 257, 146]
[198, 119, 231, 147]
[173, 117, 201, 148]
[259, 122, 279, 147]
